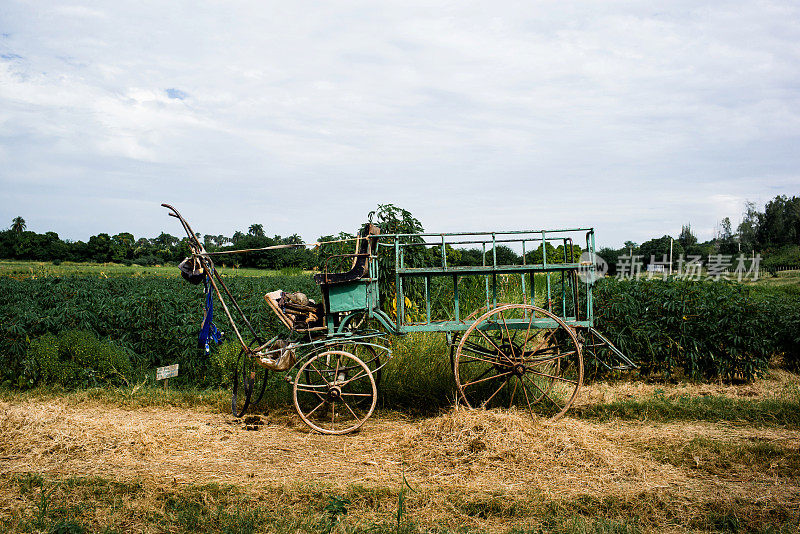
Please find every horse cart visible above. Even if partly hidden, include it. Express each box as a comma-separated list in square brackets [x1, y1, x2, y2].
[163, 204, 633, 435]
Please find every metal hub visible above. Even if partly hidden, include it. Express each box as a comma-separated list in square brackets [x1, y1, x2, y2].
[513, 363, 526, 376]
[327, 386, 342, 400]
[495, 343, 522, 371]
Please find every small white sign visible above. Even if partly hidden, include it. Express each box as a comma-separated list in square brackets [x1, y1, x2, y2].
[156, 364, 179, 380]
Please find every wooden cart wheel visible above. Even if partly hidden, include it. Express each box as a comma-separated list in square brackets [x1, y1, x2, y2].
[293, 350, 377, 435]
[454, 304, 583, 420]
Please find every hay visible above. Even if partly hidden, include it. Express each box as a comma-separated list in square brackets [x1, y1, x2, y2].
[395, 408, 683, 498]
[1, 396, 798, 531]
[0, 400, 682, 499]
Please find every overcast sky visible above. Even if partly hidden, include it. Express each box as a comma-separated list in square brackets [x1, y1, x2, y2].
[1, 1, 798, 248]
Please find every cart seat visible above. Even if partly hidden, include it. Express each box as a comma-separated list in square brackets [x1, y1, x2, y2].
[265, 290, 327, 332]
[314, 223, 380, 286]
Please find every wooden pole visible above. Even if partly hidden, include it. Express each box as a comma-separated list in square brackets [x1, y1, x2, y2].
[669, 238, 673, 276]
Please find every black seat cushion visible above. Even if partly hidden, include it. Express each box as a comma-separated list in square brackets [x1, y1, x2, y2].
[314, 223, 380, 286]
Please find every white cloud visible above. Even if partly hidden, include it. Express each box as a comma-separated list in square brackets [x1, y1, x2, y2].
[0, 1, 798, 245]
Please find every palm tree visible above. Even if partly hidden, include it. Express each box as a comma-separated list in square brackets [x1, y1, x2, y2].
[248, 224, 265, 237]
[11, 216, 26, 233]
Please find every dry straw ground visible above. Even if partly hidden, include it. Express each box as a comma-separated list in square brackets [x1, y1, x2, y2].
[1, 371, 799, 532]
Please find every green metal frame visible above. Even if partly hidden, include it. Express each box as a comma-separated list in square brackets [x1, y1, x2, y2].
[324, 227, 597, 336]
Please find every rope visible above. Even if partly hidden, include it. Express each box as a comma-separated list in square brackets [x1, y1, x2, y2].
[200, 236, 366, 257]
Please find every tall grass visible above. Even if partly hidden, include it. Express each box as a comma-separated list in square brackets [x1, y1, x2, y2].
[379, 332, 456, 413]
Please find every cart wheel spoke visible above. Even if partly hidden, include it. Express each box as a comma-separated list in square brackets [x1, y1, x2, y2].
[500, 312, 516, 360]
[474, 328, 513, 364]
[520, 378, 536, 419]
[461, 341, 500, 362]
[463, 370, 513, 389]
[326, 332, 389, 387]
[526, 368, 578, 385]
[509, 378, 518, 406]
[481, 375, 511, 408]
[524, 375, 560, 409]
[295, 386, 327, 394]
[306, 399, 327, 418]
[340, 396, 361, 420]
[308, 361, 331, 386]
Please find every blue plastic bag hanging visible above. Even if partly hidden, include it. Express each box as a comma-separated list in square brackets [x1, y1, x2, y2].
[199, 276, 222, 354]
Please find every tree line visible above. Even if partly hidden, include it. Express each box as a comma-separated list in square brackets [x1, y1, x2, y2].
[599, 194, 799, 272]
[2, 195, 798, 271]
[0, 204, 584, 271]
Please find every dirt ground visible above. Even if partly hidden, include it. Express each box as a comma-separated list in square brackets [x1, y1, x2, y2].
[1, 373, 799, 531]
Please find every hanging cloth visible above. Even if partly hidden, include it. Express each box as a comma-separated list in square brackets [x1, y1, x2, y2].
[199, 276, 222, 354]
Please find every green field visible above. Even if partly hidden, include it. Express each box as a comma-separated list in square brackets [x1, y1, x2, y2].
[1, 260, 800, 532]
[0, 259, 295, 279]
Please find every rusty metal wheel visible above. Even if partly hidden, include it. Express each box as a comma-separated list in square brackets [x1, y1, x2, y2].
[293, 350, 377, 435]
[231, 340, 268, 418]
[454, 304, 583, 420]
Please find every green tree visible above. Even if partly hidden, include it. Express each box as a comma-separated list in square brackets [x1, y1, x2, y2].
[153, 232, 178, 249]
[11, 216, 26, 233]
[524, 242, 556, 264]
[737, 201, 760, 253]
[716, 217, 738, 254]
[678, 224, 697, 250]
[484, 245, 519, 266]
[639, 236, 684, 266]
[87, 233, 114, 262]
[112, 232, 135, 261]
[248, 224, 265, 237]
[367, 203, 425, 311]
[757, 195, 800, 248]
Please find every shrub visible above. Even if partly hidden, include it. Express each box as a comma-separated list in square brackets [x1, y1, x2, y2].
[208, 341, 242, 388]
[752, 290, 800, 372]
[0, 273, 319, 385]
[593, 278, 772, 381]
[22, 330, 133, 388]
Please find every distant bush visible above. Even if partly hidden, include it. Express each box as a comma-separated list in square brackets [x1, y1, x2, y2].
[594, 278, 773, 381]
[22, 330, 133, 388]
[761, 244, 800, 272]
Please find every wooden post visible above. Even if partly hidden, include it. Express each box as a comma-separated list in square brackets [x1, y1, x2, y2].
[156, 364, 179, 391]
